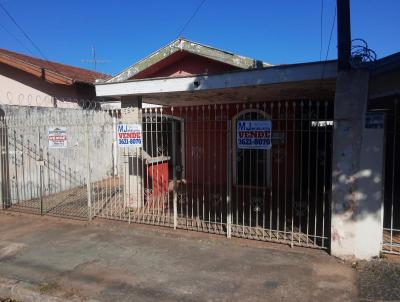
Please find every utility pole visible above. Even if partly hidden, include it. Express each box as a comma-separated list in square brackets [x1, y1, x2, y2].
[337, 0, 351, 70]
[81, 46, 110, 71]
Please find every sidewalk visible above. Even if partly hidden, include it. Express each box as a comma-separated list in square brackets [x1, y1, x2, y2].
[0, 211, 357, 302]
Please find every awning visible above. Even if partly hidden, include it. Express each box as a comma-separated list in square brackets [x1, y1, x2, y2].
[96, 60, 337, 106]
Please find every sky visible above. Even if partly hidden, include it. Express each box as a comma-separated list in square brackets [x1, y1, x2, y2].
[0, 0, 399, 76]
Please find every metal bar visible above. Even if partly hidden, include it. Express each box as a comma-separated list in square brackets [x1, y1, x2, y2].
[179, 108, 184, 224]
[263, 103, 267, 240]
[202, 106, 205, 230]
[214, 104, 218, 231]
[255, 104, 260, 232]
[235, 105, 239, 230]
[219, 104, 223, 232]
[196, 106, 200, 227]
[155, 107, 159, 224]
[150, 108, 155, 223]
[284, 101, 288, 242]
[269, 102, 274, 240]
[389, 99, 397, 252]
[208, 105, 212, 232]
[291, 102, 296, 247]
[0, 115, 3, 209]
[307, 101, 312, 244]
[314, 102, 320, 245]
[172, 119, 177, 230]
[227, 119, 232, 238]
[277, 102, 281, 238]
[242, 104, 246, 236]
[299, 101, 304, 244]
[322, 101, 328, 248]
[248, 105, 252, 234]
[186, 107, 189, 229]
[85, 112, 92, 221]
[38, 127, 43, 215]
[145, 109, 150, 221]
[13, 130, 19, 205]
[192, 107, 198, 227]
[160, 108, 165, 224]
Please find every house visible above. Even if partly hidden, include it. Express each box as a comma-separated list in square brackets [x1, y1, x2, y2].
[0, 48, 110, 107]
[95, 37, 400, 261]
[95, 37, 336, 248]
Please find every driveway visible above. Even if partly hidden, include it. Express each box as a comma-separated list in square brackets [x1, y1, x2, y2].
[0, 211, 357, 301]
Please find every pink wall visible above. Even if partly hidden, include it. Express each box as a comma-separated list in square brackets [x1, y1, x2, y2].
[0, 62, 96, 107]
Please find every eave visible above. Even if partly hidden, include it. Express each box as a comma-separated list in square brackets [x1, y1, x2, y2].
[0, 53, 74, 85]
[96, 60, 337, 106]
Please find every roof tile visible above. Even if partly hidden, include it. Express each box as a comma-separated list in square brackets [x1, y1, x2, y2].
[0, 48, 110, 84]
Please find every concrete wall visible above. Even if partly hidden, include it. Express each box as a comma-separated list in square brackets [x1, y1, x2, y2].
[0, 62, 96, 108]
[0, 104, 115, 204]
[331, 70, 385, 259]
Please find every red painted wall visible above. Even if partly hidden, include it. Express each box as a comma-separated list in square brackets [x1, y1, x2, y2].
[132, 52, 240, 79]
[165, 105, 300, 195]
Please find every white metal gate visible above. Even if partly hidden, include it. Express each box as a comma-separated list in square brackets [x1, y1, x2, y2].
[1, 99, 333, 250]
[89, 100, 333, 249]
[0, 102, 110, 219]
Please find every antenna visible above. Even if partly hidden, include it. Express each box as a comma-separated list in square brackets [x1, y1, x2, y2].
[81, 46, 110, 71]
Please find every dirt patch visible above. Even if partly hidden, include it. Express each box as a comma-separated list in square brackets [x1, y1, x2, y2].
[357, 259, 400, 301]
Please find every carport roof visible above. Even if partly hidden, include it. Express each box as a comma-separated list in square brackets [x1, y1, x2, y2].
[95, 60, 338, 106]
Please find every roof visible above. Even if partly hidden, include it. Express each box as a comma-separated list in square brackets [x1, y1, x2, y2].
[96, 60, 337, 106]
[106, 38, 272, 83]
[372, 51, 400, 75]
[0, 48, 110, 85]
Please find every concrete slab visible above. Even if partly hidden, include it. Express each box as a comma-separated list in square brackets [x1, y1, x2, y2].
[0, 211, 357, 302]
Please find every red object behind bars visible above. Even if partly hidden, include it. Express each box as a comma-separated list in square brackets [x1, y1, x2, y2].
[146, 161, 169, 206]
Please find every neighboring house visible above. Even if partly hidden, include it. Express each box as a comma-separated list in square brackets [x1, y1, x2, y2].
[0, 48, 110, 107]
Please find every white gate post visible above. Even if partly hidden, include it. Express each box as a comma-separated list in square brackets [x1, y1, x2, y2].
[172, 121, 178, 230]
[121, 96, 143, 210]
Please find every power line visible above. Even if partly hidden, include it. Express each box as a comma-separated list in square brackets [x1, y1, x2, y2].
[177, 0, 206, 38]
[0, 1, 49, 61]
[324, 4, 337, 62]
[319, 0, 324, 61]
[0, 1, 67, 78]
[0, 21, 34, 55]
[320, 3, 337, 81]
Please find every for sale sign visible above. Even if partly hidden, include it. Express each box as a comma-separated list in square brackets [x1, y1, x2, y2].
[237, 120, 272, 150]
[117, 124, 142, 148]
[48, 127, 67, 149]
